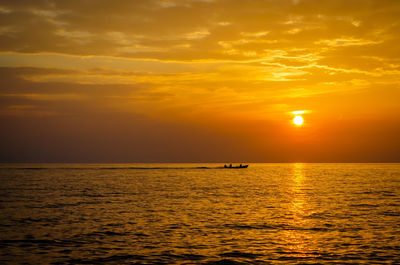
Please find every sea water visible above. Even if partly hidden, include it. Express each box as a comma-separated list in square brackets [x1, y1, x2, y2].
[0, 163, 399, 264]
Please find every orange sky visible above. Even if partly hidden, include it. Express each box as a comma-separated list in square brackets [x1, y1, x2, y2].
[0, 0, 399, 162]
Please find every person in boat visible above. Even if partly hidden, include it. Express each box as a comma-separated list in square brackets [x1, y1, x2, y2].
[229, 164, 232, 168]
[240, 164, 242, 168]
[224, 164, 227, 168]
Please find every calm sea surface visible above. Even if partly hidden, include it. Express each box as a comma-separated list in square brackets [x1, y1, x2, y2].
[0, 163, 399, 264]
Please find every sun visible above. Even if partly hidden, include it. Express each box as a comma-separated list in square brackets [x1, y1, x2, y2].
[293, 115, 304, 126]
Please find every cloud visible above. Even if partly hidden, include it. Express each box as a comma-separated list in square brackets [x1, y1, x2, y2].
[0, 0, 397, 61]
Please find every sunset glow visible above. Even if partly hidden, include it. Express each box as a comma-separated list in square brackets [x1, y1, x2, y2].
[293, 116, 304, 126]
[0, 0, 399, 162]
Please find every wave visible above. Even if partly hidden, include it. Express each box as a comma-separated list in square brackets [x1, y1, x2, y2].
[4, 166, 227, 170]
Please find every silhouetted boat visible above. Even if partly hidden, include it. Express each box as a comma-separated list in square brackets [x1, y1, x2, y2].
[224, 164, 248, 169]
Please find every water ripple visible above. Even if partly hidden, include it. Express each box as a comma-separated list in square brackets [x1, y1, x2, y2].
[0, 163, 399, 264]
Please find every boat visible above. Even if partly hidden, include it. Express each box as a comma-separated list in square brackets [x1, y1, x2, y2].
[223, 164, 248, 169]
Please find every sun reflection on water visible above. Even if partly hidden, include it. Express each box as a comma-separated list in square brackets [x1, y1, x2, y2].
[282, 163, 317, 258]
[292, 163, 305, 215]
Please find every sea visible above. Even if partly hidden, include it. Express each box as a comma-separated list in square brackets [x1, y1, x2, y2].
[0, 163, 399, 264]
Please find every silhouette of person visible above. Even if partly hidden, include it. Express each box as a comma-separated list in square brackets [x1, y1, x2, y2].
[229, 164, 232, 168]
